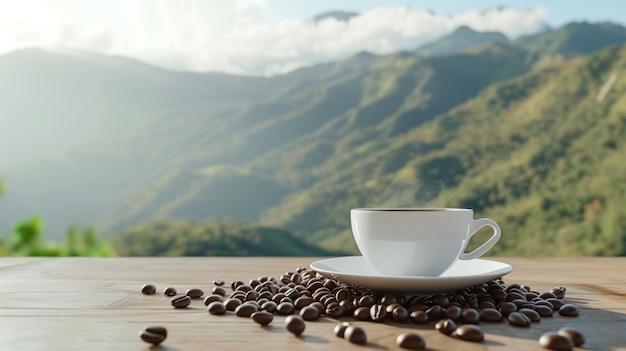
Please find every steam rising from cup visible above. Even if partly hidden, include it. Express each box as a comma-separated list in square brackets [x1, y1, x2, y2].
[367, 179, 452, 208]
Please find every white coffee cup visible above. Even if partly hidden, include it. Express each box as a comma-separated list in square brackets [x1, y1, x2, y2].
[350, 208, 501, 276]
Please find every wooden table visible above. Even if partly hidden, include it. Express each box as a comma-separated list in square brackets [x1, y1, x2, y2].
[0, 257, 624, 351]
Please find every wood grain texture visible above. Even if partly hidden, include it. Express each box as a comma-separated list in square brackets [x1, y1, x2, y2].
[0, 257, 624, 351]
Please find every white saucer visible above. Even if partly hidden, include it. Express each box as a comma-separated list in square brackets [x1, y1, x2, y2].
[310, 256, 513, 294]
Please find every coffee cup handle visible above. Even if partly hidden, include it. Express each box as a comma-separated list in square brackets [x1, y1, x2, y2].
[460, 218, 501, 260]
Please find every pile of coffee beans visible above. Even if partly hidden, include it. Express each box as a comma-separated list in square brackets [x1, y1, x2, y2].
[139, 267, 584, 349]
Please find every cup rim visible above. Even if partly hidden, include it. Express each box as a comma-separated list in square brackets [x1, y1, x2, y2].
[351, 208, 471, 212]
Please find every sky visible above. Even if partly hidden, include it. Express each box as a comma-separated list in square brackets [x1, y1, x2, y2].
[0, 0, 624, 76]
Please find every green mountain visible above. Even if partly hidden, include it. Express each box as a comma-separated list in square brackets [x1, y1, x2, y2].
[513, 21, 626, 57]
[111, 220, 344, 256]
[2, 22, 626, 257]
[415, 26, 509, 56]
[268, 43, 626, 256]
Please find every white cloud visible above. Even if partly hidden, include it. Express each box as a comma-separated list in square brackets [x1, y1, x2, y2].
[0, 0, 548, 76]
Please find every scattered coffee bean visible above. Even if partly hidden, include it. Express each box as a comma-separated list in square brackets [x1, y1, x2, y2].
[276, 301, 295, 315]
[461, 308, 480, 324]
[392, 306, 410, 322]
[535, 305, 554, 317]
[251, 311, 274, 326]
[139, 326, 167, 345]
[507, 311, 531, 327]
[333, 322, 351, 338]
[358, 295, 376, 308]
[426, 305, 444, 321]
[409, 310, 429, 324]
[396, 332, 425, 350]
[207, 301, 226, 315]
[445, 305, 462, 321]
[479, 308, 503, 322]
[558, 327, 585, 347]
[558, 304, 579, 317]
[546, 298, 565, 310]
[170, 295, 191, 308]
[141, 283, 156, 295]
[344, 325, 367, 344]
[540, 292, 557, 300]
[518, 308, 541, 322]
[499, 301, 517, 315]
[300, 305, 320, 321]
[550, 287, 567, 299]
[354, 306, 371, 321]
[285, 315, 305, 336]
[224, 297, 242, 311]
[261, 300, 277, 313]
[539, 331, 574, 351]
[370, 304, 387, 322]
[213, 279, 225, 286]
[163, 286, 177, 296]
[204, 294, 223, 306]
[235, 303, 258, 317]
[455, 324, 484, 342]
[435, 318, 457, 335]
[185, 288, 204, 299]
[212, 286, 226, 296]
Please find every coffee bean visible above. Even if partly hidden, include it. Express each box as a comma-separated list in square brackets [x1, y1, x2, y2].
[334, 322, 351, 338]
[517, 308, 541, 322]
[163, 286, 176, 296]
[435, 318, 457, 335]
[370, 304, 387, 322]
[170, 295, 191, 308]
[479, 308, 503, 322]
[236, 285, 253, 293]
[409, 310, 429, 324]
[559, 304, 579, 316]
[285, 315, 305, 336]
[558, 327, 585, 347]
[139, 326, 167, 345]
[445, 305, 462, 321]
[234, 303, 258, 317]
[141, 283, 156, 295]
[425, 305, 444, 321]
[550, 286, 567, 299]
[344, 325, 367, 344]
[354, 306, 371, 321]
[204, 294, 223, 306]
[540, 292, 557, 300]
[276, 302, 295, 315]
[461, 308, 480, 324]
[396, 332, 425, 350]
[213, 279, 225, 286]
[251, 311, 274, 326]
[260, 300, 277, 313]
[546, 298, 565, 310]
[224, 297, 242, 311]
[300, 305, 320, 321]
[340, 300, 355, 316]
[249, 279, 261, 288]
[455, 324, 484, 342]
[386, 302, 402, 313]
[358, 295, 376, 308]
[534, 305, 554, 317]
[380, 294, 398, 305]
[310, 301, 325, 315]
[539, 331, 574, 351]
[507, 311, 531, 327]
[294, 296, 314, 309]
[185, 288, 204, 298]
[499, 301, 517, 315]
[506, 292, 526, 302]
[393, 306, 410, 322]
[325, 302, 345, 318]
[207, 301, 226, 315]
